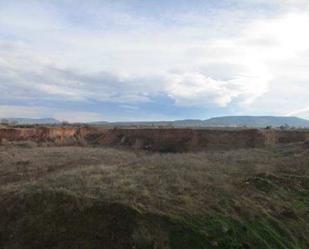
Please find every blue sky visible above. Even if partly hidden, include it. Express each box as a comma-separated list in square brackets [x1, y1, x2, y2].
[1, 0, 309, 122]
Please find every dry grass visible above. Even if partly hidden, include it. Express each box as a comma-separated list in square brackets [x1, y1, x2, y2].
[1, 143, 309, 248]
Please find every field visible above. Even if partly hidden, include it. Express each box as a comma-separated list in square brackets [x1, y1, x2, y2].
[1, 140, 309, 249]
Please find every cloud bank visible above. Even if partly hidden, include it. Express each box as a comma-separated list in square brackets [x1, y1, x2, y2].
[1, 0, 309, 121]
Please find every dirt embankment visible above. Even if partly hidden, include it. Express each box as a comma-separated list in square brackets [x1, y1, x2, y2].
[0, 127, 100, 145]
[99, 128, 268, 152]
[106, 129, 309, 151]
[276, 130, 309, 143]
[0, 127, 309, 151]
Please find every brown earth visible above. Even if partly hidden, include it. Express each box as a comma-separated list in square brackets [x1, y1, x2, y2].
[1, 126, 309, 152]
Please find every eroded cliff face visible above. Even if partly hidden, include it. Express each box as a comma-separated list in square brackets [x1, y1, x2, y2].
[0, 127, 308, 151]
[98, 128, 268, 152]
[0, 127, 79, 145]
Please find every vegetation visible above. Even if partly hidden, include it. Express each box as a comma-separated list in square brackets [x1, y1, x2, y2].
[1, 143, 309, 248]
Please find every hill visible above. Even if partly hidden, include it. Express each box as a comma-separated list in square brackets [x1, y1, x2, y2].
[0, 118, 60, 125]
[2, 116, 309, 128]
[203, 116, 309, 128]
[92, 116, 309, 128]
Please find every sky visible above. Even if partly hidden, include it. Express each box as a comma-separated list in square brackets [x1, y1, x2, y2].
[1, 0, 309, 122]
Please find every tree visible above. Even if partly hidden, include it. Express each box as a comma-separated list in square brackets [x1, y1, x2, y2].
[280, 123, 290, 130]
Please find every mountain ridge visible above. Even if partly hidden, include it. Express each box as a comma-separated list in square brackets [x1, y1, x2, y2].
[92, 116, 309, 128]
[0, 118, 60, 125]
[1, 116, 309, 128]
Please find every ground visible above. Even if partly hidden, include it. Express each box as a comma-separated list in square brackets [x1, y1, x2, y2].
[1, 142, 309, 249]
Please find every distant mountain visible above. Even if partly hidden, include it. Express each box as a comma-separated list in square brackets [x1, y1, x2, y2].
[2, 116, 309, 128]
[0, 118, 60, 125]
[91, 120, 204, 127]
[91, 116, 309, 128]
[203, 116, 309, 128]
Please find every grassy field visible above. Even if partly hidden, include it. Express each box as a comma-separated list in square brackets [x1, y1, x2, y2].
[1, 143, 309, 249]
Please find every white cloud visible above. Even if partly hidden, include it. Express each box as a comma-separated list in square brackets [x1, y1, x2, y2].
[166, 73, 241, 107]
[53, 111, 105, 123]
[286, 106, 309, 117]
[0, 105, 46, 119]
[1, 1, 309, 119]
[0, 105, 106, 122]
[255, 0, 309, 5]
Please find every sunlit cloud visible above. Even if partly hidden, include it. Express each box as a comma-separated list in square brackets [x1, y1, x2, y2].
[1, 0, 309, 121]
